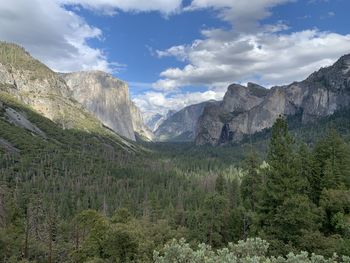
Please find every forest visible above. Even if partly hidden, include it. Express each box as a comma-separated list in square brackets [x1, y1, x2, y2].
[1, 93, 350, 262]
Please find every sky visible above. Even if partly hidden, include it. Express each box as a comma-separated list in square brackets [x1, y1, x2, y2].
[0, 0, 350, 119]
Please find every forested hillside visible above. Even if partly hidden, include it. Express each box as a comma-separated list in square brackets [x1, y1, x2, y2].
[1, 86, 350, 262]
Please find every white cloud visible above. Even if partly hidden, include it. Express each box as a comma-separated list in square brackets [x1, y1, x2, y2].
[0, 0, 183, 73]
[133, 89, 225, 117]
[0, 0, 113, 72]
[155, 29, 350, 90]
[186, 0, 295, 32]
[146, 0, 350, 116]
[153, 0, 350, 92]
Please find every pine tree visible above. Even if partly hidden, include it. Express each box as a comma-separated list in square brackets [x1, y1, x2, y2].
[312, 129, 350, 203]
[257, 116, 318, 253]
[241, 151, 261, 212]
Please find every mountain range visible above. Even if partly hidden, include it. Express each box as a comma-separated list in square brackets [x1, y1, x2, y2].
[156, 54, 350, 145]
[1, 41, 350, 147]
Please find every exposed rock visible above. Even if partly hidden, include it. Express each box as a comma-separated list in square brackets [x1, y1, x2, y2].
[62, 71, 137, 141]
[155, 101, 217, 142]
[129, 101, 154, 141]
[0, 42, 110, 134]
[196, 83, 268, 145]
[0, 42, 150, 144]
[4, 106, 46, 138]
[144, 113, 164, 132]
[196, 54, 350, 145]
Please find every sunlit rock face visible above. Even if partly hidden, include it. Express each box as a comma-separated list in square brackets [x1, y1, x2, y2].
[196, 54, 350, 145]
[62, 71, 137, 141]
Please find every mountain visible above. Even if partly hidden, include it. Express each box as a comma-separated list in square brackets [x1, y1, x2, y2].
[144, 113, 164, 132]
[154, 101, 217, 141]
[0, 42, 106, 133]
[0, 42, 151, 142]
[196, 54, 350, 145]
[144, 110, 177, 132]
[62, 71, 139, 141]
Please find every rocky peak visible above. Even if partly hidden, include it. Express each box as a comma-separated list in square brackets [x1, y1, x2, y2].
[221, 83, 268, 113]
[129, 101, 154, 141]
[305, 54, 350, 92]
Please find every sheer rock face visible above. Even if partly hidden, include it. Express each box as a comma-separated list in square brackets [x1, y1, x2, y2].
[196, 54, 350, 145]
[195, 83, 268, 145]
[62, 71, 137, 141]
[129, 101, 154, 141]
[155, 101, 217, 142]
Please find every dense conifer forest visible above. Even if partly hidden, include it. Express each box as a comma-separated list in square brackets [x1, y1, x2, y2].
[1, 92, 350, 262]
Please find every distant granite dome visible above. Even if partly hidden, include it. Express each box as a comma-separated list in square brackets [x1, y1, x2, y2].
[154, 101, 217, 142]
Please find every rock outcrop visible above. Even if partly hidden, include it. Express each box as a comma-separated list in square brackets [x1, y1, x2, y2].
[196, 54, 350, 145]
[155, 101, 217, 142]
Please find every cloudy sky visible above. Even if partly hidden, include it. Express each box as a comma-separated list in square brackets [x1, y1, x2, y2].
[1, 0, 350, 118]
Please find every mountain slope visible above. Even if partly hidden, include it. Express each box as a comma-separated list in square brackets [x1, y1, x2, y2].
[196, 55, 350, 145]
[0, 42, 110, 133]
[0, 91, 140, 155]
[154, 101, 217, 142]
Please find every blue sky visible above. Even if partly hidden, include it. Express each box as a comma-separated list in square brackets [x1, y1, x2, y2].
[1, 0, 350, 118]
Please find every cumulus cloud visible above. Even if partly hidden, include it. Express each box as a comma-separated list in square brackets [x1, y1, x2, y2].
[133, 89, 225, 117]
[153, 0, 350, 92]
[154, 29, 350, 90]
[139, 0, 350, 116]
[0, 0, 114, 72]
[0, 0, 183, 73]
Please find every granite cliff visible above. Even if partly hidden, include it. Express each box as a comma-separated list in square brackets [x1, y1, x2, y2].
[196, 54, 350, 145]
[62, 71, 139, 141]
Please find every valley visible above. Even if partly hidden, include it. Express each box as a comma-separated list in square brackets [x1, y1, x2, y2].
[0, 42, 350, 262]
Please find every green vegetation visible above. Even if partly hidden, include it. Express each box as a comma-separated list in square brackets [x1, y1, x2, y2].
[0, 42, 54, 80]
[1, 90, 350, 262]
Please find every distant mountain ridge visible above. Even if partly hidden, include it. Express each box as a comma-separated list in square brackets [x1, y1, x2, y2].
[196, 54, 350, 145]
[154, 101, 217, 142]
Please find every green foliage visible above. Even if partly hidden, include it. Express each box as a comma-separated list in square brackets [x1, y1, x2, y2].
[1, 93, 350, 261]
[154, 238, 350, 263]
